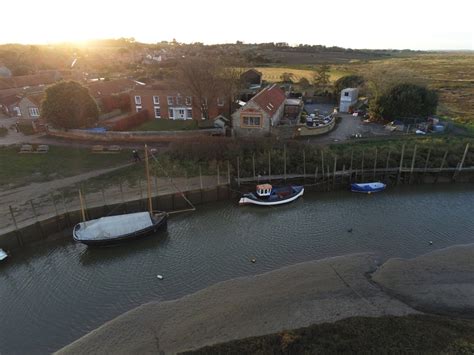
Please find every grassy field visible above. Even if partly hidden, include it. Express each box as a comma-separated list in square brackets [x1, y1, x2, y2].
[185, 315, 474, 354]
[133, 119, 198, 131]
[255, 67, 347, 84]
[0, 146, 131, 187]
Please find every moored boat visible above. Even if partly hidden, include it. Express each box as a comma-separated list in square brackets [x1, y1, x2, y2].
[73, 144, 169, 247]
[0, 248, 8, 261]
[73, 211, 167, 246]
[239, 184, 304, 206]
[351, 182, 386, 194]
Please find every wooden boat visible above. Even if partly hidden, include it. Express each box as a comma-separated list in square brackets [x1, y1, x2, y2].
[351, 182, 386, 194]
[239, 184, 304, 206]
[0, 248, 8, 261]
[73, 211, 167, 246]
[73, 145, 168, 246]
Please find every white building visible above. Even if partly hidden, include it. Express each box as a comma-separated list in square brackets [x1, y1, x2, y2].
[339, 88, 359, 113]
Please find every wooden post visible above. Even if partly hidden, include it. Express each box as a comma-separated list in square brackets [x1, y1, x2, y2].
[361, 149, 365, 179]
[9, 205, 22, 247]
[30, 199, 45, 238]
[227, 160, 231, 185]
[349, 149, 354, 182]
[373, 148, 378, 180]
[252, 153, 256, 180]
[268, 150, 271, 180]
[333, 155, 337, 187]
[424, 147, 432, 173]
[138, 178, 144, 203]
[144, 144, 153, 213]
[283, 144, 287, 181]
[385, 150, 392, 181]
[303, 150, 306, 181]
[453, 143, 469, 180]
[236, 158, 240, 186]
[321, 150, 325, 183]
[119, 180, 125, 204]
[314, 166, 318, 183]
[397, 144, 406, 185]
[217, 163, 220, 185]
[409, 145, 417, 184]
[50, 193, 61, 231]
[199, 165, 203, 190]
[60, 192, 71, 226]
[435, 150, 448, 183]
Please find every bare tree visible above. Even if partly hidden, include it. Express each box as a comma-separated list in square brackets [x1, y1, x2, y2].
[176, 57, 221, 119]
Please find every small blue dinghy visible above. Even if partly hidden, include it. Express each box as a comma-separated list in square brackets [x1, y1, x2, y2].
[351, 182, 386, 194]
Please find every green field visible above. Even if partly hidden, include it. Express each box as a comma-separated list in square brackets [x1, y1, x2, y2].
[0, 146, 131, 188]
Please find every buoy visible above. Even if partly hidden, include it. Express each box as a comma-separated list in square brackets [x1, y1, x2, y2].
[429, 241, 433, 245]
[251, 258, 256, 263]
[157, 275, 163, 280]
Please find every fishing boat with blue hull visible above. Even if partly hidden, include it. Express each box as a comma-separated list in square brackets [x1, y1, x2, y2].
[351, 182, 386, 194]
[239, 184, 304, 206]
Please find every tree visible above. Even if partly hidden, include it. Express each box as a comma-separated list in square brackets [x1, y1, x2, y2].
[280, 72, 294, 83]
[177, 57, 222, 119]
[41, 81, 99, 129]
[333, 75, 365, 100]
[298, 77, 311, 89]
[371, 83, 438, 120]
[313, 65, 330, 88]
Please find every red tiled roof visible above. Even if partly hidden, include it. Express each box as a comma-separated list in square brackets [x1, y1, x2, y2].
[251, 84, 286, 116]
[0, 72, 59, 90]
[87, 78, 136, 98]
[0, 93, 21, 106]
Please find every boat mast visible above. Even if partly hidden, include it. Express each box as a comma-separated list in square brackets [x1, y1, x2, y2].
[144, 144, 153, 213]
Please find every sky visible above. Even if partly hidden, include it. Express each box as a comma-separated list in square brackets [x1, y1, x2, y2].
[1, 0, 473, 50]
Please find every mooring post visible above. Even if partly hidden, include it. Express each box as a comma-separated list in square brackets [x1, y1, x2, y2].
[50, 193, 61, 231]
[60, 192, 71, 226]
[424, 146, 432, 173]
[9, 205, 23, 247]
[373, 148, 378, 180]
[199, 165, 203, 190]
[397, 144, 406, 185]
[453, 143, 469, 181]
[252, 153, 256, 180]
[303, 149, 306, 181]
[283, 144, 287, 181]
[138, 178, 144, 209]
[361, 149, 365, 180]
[435, 150, 448, 183]
[154, 175, 159, 197]
[268, 149, 271, 180]
[342, 164, 346, 183]
[314, 166, 318, 184]
[321, 150, 325, 183]
[349, 149, 354, 182]
[384, 150, 392, 181]
[333, 155, 337, 187]
[409, 145, 417, 184]
[235, 158, 239, 186]
[30, 199, 45, 238]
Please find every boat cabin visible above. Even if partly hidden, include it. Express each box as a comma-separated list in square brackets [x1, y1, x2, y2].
[256, 184, 272, 197]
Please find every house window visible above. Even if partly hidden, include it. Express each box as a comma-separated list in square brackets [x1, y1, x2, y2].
[167, 96, 174, 106]
[153, 96, 160, 105]
[217, 97, 224, 107]
[177, 109, 186, 119]
[154, 106, 161, 118]
[168, 108, 174, 119]
[136, 106, 142, 112]
[185, 96, 192, 106]
[135, 95, 142, 105]
[29, 107, 40, 117]
[344, 92, 349, 97]
[176, 96, 182, 105]
[241, 115, 261, 127]
[186, 108, 193, 119]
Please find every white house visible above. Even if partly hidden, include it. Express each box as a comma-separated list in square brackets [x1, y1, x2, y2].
[339, 88, 359, 113]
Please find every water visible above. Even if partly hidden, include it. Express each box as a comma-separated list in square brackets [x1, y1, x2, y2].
[1, 184, 474, 354]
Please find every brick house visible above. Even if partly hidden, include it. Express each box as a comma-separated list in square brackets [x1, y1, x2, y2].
[232, 84, 286, 137]
[130, 82, 228, 120]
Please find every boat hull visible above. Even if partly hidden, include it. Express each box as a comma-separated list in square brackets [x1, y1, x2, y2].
[73, 212, 168, 246]
[351, 182, 386, 194]
[239, 186, 304, 206]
